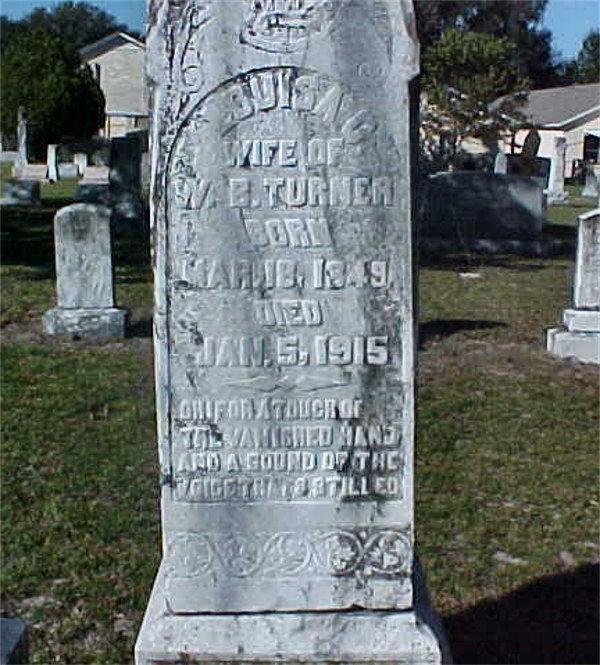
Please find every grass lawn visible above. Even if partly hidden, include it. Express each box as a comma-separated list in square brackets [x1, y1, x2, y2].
[0, 192, 598, 663]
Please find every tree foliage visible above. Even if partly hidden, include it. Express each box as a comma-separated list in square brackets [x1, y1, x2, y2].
[1, 28, 104, 159]
[420, 29, 528, 169]
[561, 30, 600, 84]
[415, 0, 560, 88]
[1, 1, 137, 54]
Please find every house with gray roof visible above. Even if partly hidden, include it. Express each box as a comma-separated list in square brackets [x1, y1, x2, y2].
[80, 32, 147, 139]
[497, 83, 600, 178]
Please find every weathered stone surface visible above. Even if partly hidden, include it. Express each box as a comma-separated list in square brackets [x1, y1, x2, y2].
[547, 208, 599, 364]
[422, 172, 544, 240]
[14, 106, 28, 169]
[58, 163, 79, 180]
[81, 165, 109, 184]
[109, 134, 143, 227]
[76, 183, 110, 205]
[0, 179, 40, 206]
[15, 164, 47, 181]
[42, 306, 126, 339]
[574, 208, 600, 309]
[54, 204, 114, 308]
[546, 136, 568, 204]
[563, 308, 600, 332]
[493, 151, 507, 175]
[546, 327, 599, 364]
[137, 0, 445, 662]
[43, 203, 127, 339]
[0, 617, 28, 665]
[582, 164, 600, 198]
[136, 559, 450, 665]
[47, 144, 59, 182]
[74, 152, 88, 176]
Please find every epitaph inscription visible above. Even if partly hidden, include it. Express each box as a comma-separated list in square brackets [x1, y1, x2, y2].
[167, 68, 406, 510]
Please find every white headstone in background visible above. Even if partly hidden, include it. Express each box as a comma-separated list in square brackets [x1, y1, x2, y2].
[42, 203, 127, 338]
[136, 0, 448, 663]
[74, 152, 88, 177]
[494, 151, 507, 174]
[582, 163, 600, 198]
[16, 107, 27, 167]
[546, 136, 568, 204]
[547, 208, 600, 363]
[47, 144, 59, 182]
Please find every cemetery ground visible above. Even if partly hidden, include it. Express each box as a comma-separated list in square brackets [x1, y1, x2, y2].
[0, 183, 598, 664]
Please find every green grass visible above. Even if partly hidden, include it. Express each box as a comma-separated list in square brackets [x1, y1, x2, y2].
[545, 184, 597, 227]
[1, 200, 598, 663]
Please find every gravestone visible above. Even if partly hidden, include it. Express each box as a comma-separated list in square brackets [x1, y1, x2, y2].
[76, 166, 110, 204]
[546, 136, 568, 204]
[493, 151, 507, 175]
[47, 144, 59, 182]
[109, 134, 143, 228]
[547, 208, 600, 364]
[582, 163, 599, 198]
[74, 152, 88, 176]
[0, 179, 40, 206]
[43, 203, 127, 338]
[12, 107, 28, 175]
[422, 172, 544, 240]
[136, 1, 447, 664]
[58, 162, 79, 179]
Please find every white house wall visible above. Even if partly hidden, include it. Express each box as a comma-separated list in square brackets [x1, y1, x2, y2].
[501, 112, 600, 178]
[87, 42, 147, 138]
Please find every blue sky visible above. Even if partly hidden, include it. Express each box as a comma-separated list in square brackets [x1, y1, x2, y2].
[1, 0, 598, 60]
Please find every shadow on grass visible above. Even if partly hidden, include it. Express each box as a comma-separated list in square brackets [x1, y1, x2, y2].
[419, 319, 507, 347]
[127, 317, 153, 338]
[445, 564, 599, 665]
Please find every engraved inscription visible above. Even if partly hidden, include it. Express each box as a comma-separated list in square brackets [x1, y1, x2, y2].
[240, 0, 344, 54]
[166, 527, 411, 579]
[166, 67, 405, 505]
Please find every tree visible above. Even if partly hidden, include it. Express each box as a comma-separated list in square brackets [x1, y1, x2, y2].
[562, 30, 600, 84]
[1, 28, 104, 159]
[415, 0, 561, 88]
[420, 29, 528, 169]
[1, 1, 137, 54]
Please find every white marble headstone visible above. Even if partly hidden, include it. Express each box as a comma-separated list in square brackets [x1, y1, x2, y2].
[137, 1, 447, 662]
[574, 208, 600, 309]
[54, 204, 114, 309]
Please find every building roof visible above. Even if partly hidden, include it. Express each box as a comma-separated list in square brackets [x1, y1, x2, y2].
[80, 32, 145, 61]
[494, 83, 600, 129]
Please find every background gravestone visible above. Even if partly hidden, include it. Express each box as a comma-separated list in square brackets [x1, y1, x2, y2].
[42, 203, 127, 339]
[546, 136, 568, 204]
[12, 106, 28, 176]
[422, 172, 544, 240]
[109, 134, 144, 229]
[582, 163, 600, 198]
[494, 151, 507, 175]
[136, 1, 447, 663]
[47, 144, 59, 182]
[547, 208, 600, 364]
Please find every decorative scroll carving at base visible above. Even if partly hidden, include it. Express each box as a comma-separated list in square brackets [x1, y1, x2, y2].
[166, 527, 411, 581]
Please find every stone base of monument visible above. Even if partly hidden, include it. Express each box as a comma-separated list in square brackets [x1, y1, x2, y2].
[42, 307, 126, 339]
[135, 558, 450, 665]
[545, 189, 569, 205]
[547, 309, 600, 364]
[0, 179, 41, 206]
